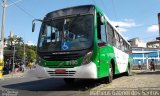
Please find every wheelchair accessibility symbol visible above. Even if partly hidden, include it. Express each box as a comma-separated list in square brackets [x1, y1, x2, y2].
[62, 42, 70, 50]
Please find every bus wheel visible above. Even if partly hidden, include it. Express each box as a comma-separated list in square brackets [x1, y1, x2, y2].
[125, 63, 132, 76]
[64, 78, 75, 84]
[108, 63, 113, 83]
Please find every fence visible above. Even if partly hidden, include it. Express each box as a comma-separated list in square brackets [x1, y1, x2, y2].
[132, 63, 160, 70]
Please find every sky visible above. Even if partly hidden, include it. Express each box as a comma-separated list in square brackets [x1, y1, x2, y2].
[0, 0, 160, 45]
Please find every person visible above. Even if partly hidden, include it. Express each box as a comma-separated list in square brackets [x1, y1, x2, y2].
[14, 63, 19, 74]
[21, 64, 25, 72]
[9, 63, 12, 74]
[138, 60, 142, 70]
[150, 59, 155, 71]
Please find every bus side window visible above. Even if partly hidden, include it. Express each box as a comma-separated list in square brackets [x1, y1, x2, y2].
[97, 13, 107, 46]
[97, 13, 102, 40]
[106, 22, 114, 45]
[100, 25, 107, 43]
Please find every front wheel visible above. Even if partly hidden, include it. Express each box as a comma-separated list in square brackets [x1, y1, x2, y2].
[64, 78, 75, 84]
[108, 64, 113, 83]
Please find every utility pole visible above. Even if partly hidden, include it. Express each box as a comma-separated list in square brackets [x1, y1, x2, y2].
[12, 45, 15, 72]
[0, 0, 7, 75]
[0, 0, 23, 75]
[1, 0, 6, 55]
[23, 42, 25, 66]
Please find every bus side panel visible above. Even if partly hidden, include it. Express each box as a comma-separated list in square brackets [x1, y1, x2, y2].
[114, 60, 120, 74]
[98, 44, 115, 78]
[113, 47, 129, 74]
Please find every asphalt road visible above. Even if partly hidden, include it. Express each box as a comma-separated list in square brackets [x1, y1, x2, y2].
[0, 70, 160, 96]
[0, 69, 102, 96]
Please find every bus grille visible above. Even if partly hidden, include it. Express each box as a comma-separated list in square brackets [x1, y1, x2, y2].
[46, 65, 75, 68]
[47, 71, 76, 76]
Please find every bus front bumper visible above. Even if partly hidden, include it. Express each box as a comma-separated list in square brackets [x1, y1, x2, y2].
[34, 62, 97, 79]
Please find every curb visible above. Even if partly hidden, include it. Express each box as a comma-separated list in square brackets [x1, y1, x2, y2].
[0, 73, 24, 80]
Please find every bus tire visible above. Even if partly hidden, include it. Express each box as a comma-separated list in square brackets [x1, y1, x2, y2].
[125, 63, 132, 76]
[108, 62, 113, 83]
[64, 78, 75, 84]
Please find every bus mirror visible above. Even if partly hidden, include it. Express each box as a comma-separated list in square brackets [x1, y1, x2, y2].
[32, 19, 43, 32]
[32, 23, 35, 32]
[100, 16, 104, 24]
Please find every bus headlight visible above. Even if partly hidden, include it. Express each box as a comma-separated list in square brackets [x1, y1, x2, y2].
[81, 51, 93, 65]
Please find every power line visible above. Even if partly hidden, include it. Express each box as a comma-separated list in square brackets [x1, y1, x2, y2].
[9, 0, 35, 19]
[7, 0, 22, 7]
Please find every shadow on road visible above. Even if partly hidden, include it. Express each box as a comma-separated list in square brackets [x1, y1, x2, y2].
[2, 72, 126, 92]
[2, 78, 105, 91]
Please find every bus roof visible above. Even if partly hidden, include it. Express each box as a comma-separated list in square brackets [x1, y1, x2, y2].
[45, 5, 95, 20]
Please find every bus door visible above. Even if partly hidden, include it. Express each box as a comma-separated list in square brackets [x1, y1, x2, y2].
[97, 15, 108, 77]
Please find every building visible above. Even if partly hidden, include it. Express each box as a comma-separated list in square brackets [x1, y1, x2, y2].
[129, 38, 160, 68]
[131, 47, 159, 65]
[147, 40, 160, 48]
[128, 38, 146, 48]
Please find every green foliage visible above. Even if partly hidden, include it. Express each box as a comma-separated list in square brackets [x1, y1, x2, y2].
[4, 35, 37, 63]
[16, 47, 24, 60]
[26, 48, 36, 63]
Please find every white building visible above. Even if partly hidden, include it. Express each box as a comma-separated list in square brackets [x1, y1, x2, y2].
[128, 38, 146, 48]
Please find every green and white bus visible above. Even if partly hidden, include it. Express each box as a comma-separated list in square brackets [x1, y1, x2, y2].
[32, 5, 132, 84]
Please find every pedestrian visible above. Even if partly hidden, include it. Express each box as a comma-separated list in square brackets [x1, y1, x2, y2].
[28, 62, 32, 70]
[9, 63, 12, 74]
[14, 63, 19, 74]
[138, 60, 142, 70]
[150, 59, 155, 71]
[21, 64, 25, 72]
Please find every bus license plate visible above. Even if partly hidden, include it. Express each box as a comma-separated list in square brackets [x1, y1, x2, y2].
[55, 69, 66, 74]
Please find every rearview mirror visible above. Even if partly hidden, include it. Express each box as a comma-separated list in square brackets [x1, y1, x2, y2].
[32, 22, 35, 32]
[100, 16, 105, 24]
[32, 19, 43, 32]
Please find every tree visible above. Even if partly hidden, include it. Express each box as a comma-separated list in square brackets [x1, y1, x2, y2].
[26, 49, 36, 63]
[4, 34, 37, 64]
[16, 47, 24, 60]
[16, 37, 23, 45]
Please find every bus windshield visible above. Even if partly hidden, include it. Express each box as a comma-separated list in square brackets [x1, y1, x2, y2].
[38, 15, 93, 52]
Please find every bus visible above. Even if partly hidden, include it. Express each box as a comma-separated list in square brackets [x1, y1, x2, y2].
[32, 5, 132, 84]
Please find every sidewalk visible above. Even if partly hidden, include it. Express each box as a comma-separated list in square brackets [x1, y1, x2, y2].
[0, 72, 24, 80]
[132, 69, 160, 74]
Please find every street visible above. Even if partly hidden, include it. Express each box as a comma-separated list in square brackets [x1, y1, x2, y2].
[0, 70, 160, 96]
